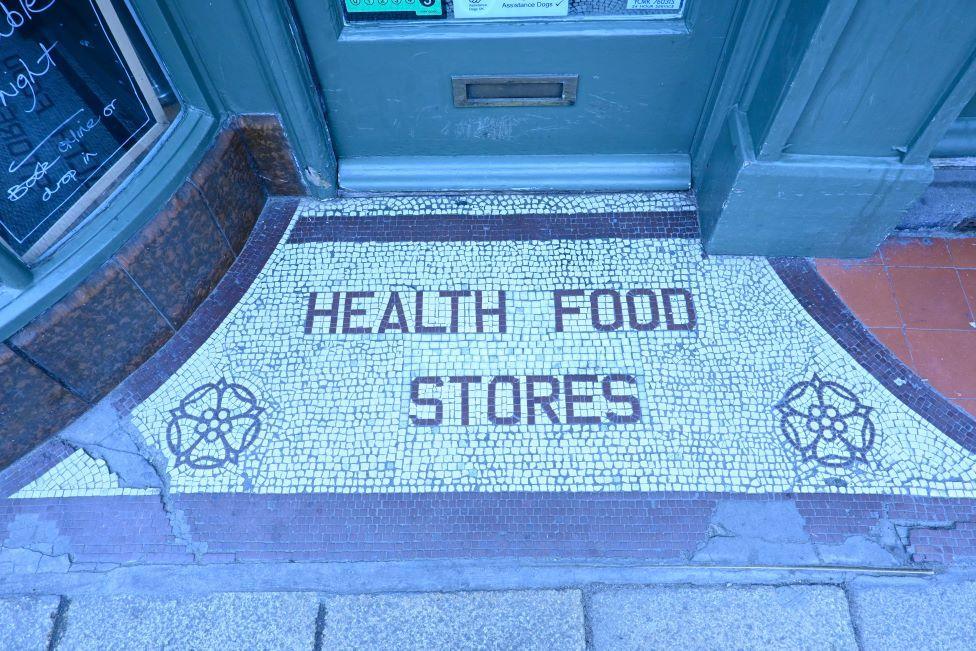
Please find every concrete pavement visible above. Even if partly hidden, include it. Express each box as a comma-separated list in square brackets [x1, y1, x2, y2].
[4, 577, 976, 650]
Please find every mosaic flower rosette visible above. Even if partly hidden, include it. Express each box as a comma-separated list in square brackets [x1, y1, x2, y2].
[776, 375, 876, 468]
[166, 379, 264, 470]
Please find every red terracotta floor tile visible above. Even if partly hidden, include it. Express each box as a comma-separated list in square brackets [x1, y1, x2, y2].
[817, 248, 884, 267]
[906, 330, 976, 398]
[870, 328, 914, 368]
[959, 269, 976, 314]
[817, 264, 902, 328]
[881, 238, 953, 268]
[948, 239, 976, 269]
[888, 267, 973, 329]
[954, 400, 976, 419]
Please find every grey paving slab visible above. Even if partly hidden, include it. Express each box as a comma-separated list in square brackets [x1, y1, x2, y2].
[322, 589, 584, 651]
[590, 585, 857, 650]
[57, 592, 318, 651]
[850, 582, 976, 650]
[0, 595, 60, 650]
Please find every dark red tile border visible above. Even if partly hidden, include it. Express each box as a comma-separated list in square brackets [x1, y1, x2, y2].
[288, 209, 700, 244]
[3, 489, 976, 566]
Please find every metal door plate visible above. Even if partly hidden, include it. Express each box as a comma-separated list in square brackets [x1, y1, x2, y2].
[452, 74, 579, 107]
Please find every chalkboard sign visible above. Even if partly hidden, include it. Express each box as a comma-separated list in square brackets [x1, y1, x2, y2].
[0, 0, 165, 260]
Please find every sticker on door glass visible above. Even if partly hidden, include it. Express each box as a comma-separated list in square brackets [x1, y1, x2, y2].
[454, 0, 568, 19]
[625, 0, 683, 11]
[344, 0, 443, 18]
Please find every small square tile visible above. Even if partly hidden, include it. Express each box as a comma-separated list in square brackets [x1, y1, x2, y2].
[888, 267, 972, 329]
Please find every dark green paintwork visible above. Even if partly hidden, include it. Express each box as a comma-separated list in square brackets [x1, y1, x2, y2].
[696, 0, 976, 257]
[0, 0, 336, 337]
[786, 0, 976, 157]
[934, 90, 976, 157]
[294, 0, 735, 161]
[698, 111, 933, 257]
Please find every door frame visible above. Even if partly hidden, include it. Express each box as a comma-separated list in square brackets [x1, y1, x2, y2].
[293, 0, 731, 192]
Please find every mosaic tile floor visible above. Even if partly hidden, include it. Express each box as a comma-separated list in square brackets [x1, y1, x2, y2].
[3, 194, 976, 566]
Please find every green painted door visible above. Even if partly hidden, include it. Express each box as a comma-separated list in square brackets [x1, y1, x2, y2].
[292, 0, 738, 191]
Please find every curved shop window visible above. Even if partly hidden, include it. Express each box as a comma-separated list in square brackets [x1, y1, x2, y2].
[0, 0, 177, 264]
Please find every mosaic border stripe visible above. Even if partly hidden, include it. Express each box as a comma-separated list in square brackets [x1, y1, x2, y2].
[287, 209, 701, 244]
[769, 257, 976, 453]
[3, 490, 976, 565]
[0, 439, 76, 499]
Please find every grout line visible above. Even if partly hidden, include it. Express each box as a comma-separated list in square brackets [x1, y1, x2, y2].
[581, 588, 594, 650]
[881, 268, 918, 369]
[900, 326, 976, 333]
[187, 177, 236, 259]
[4, 340, 90, 405]
[841, 584, 866, 651]
[881, 262, 917, 370]
[46, 595, 70, 651]
[953, 268, 976, 325]
[312, 600, 326, 651]
[233, 120, 275, 199]
[115, 260, 176, 333]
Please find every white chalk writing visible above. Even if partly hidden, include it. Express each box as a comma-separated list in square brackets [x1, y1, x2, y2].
[41, 167, 75, 201]
[0, 0, 56, 41]
[6, 155, 57, 201]
[0, 40, 58, 113]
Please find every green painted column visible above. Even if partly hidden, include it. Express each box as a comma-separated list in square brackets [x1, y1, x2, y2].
[0, 246, 31, 289]
[139, 0, 339, 196]
[694, 0, 976, 257]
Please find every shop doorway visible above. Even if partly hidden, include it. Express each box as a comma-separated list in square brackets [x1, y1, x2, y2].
[291, 0, 737, 191]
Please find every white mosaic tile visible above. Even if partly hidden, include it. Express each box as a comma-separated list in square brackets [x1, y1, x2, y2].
[300, 192, 695, 217]
[21, 194, 976, 498]
[10, 449, 158, 499]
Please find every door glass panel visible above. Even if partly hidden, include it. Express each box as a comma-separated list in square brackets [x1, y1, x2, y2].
[342, 0, 684, 22]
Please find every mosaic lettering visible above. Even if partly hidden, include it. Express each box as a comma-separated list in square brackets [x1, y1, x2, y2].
[304, 287, 695, 335]
[409, 374, 642, 427]
[553, 288, 696, 332]
[304, 290, 507, 334]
